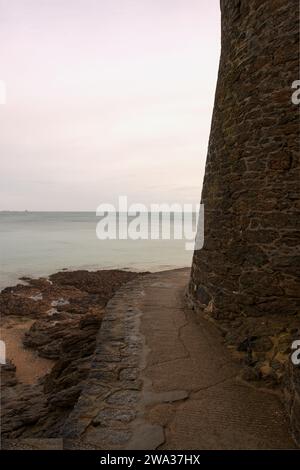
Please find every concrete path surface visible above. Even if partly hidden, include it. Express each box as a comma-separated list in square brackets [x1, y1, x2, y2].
[66, 268, 295, 450]
[2, 268, 296, 451]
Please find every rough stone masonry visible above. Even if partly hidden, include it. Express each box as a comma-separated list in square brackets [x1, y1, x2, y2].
[189, 0, 300, 442]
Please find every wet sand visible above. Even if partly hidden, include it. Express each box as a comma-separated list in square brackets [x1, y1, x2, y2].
[1, 317, 53, 384]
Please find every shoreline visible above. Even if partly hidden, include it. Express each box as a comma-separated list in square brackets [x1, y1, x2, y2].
[1, 267, 148, 382]
[1, 266, 190, 382]
[0, 266, 186, 440]
[0, 265, 189, 293]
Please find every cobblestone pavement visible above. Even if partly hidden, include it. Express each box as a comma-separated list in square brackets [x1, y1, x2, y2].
[60, 268, 295, 449]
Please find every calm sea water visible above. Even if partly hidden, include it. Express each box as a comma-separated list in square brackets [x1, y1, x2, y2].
[0, 212, 194, 290]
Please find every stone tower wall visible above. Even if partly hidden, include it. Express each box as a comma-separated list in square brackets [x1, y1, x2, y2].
[189, 0, 299, 443]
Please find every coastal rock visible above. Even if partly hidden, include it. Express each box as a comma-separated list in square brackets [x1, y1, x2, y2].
[1, 269, 141, 439]
[1, 360, 18, 388]
[1, 383, 48, 438]
[49, 270, 139, 305]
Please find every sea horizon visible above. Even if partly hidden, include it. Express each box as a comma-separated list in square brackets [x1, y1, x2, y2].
[0, 211, 193, 290]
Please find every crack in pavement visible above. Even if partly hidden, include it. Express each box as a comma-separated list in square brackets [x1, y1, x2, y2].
[63, 269, 295, 450]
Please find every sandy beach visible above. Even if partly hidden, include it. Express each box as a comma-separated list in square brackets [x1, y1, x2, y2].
[1, 317, 53, 384]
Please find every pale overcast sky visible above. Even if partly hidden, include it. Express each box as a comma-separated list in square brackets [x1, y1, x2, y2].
[0, 0, 221, 211]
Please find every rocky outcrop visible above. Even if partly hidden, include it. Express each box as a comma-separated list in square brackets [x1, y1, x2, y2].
[189, 0, 299, 443]
[0, 269, 140, 439]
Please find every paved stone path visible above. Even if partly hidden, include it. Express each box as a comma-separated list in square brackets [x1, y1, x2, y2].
[63, 268, 295, 449]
